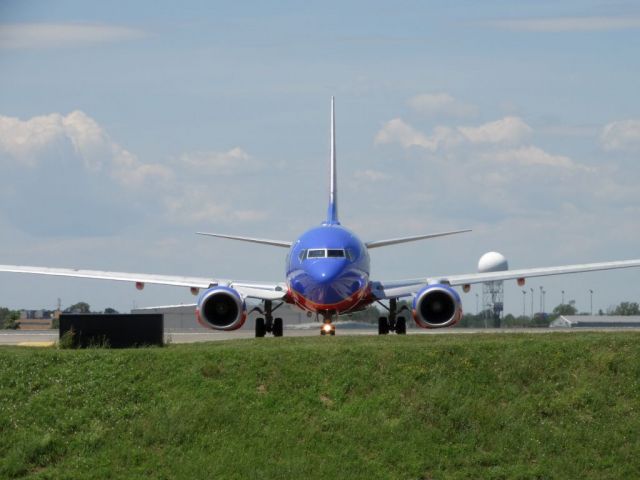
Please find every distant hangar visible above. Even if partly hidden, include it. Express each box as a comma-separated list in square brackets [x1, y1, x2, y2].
[551, 316, 640, 328]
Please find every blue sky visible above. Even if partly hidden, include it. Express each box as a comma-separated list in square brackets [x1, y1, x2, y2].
[1, 0, 640, 315]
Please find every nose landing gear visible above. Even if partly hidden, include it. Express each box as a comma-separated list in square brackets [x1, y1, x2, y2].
[320, 321, 336, 336]
[319, 312, 336, 336]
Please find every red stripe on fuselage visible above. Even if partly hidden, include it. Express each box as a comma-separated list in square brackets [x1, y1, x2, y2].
[288, 283, 371, 314]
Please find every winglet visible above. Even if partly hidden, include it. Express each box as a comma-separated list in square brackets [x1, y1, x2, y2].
[326, 96, 340, 225]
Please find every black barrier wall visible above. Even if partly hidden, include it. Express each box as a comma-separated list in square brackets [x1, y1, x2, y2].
[59, 314, 164, 348]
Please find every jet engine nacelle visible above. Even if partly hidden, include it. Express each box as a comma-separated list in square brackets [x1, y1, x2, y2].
[412, 284, 462, 328]
[196, 286, 247, 331]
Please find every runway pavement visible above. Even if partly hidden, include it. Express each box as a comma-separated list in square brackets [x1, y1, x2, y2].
[2, 325, 640, 346]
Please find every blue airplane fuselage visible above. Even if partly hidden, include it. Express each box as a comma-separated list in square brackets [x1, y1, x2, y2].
[286, 224, 371, 315]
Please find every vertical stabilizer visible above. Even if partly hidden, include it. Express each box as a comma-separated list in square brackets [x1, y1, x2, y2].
[326, 97, 340, 225]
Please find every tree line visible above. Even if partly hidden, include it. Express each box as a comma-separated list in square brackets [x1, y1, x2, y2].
[0, 302, 120, 329]
[2, 300, 640, 329]
[458, 300, 640, 328]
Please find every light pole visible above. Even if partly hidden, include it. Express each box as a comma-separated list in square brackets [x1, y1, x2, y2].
[561, 290, 565, 305]
[589, 289, 594, 315]
[539, 286, 544, 314]
[522, 290, 526, 317]
[475, 293, 479, 315]
[542, 290, 546, 313]
[530, 287, 534, 318]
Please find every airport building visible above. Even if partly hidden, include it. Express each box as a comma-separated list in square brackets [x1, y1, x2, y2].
[550, 315, 640, 328]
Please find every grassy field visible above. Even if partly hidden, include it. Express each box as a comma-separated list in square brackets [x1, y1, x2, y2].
[1, 333, 640, 479]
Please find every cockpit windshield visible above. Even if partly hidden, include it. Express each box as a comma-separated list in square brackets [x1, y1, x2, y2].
[305, 248, 346, 259]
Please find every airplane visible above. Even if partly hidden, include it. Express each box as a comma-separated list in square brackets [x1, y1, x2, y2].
[2, 97, 640, 337]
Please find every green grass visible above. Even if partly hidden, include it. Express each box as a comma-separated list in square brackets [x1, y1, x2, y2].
[1, 333, 640, 479]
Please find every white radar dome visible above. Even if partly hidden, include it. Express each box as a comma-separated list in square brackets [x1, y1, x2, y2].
[478, 251, 509, 273]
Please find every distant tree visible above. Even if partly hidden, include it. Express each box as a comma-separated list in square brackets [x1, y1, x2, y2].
[544, 301, 578, 324]
[531, 313, 550, 327]
[64, 302, 91, 314]
[502, 314, 532, 328]
[552, 301, 578, 316]
[456, 311, 490, 328]
[104, 307, 119, 314]
[0, 307, 20, 329]
[610, 302, 640, 316]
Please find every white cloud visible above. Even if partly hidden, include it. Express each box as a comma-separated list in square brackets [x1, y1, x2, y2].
[0, 111, 171, 187]
[600, 119, 640, 152]
[489, 16, 640, 32]
[374, 118, 462, 151]
[0, 23, 146, 49]
[408, 93, 478, 118]
[179, 147, 260, 174]
[375, 116, 531, 151]
[459, 116, 532, 145]
[0, 110, 276, 235]
[111, 152, 173, 188]
[0, 112, 67, 166]
[489, 146, 577, 169]
[354, 169, 390, 182]
[164, 188, 268, 225]
[374, 118, 437, 150]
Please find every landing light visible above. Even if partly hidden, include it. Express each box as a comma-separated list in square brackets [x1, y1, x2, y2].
[322, 324, 333, 333]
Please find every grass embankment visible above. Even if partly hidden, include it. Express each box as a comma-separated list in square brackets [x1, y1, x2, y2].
[1, 333, 640, 479]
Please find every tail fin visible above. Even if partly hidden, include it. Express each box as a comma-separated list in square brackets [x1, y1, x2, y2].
[326, 96, 340, 225]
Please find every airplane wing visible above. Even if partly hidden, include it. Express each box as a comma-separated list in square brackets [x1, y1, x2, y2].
[196, 232, 292, 248]
[365, 229, 472, 249]
[0, 264, 287, 301]
[372, 258, 640, 299]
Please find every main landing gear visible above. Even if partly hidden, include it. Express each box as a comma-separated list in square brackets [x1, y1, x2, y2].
[253, 300, 284, 338]
[377, 298, 408, 335]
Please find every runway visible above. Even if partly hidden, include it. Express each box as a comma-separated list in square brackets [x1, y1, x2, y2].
[2, 325, 640, 346]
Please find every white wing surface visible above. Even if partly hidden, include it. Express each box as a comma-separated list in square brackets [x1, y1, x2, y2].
[196, 232, 292, 248]
[0, 264, 286, 300]
[365, 229, 472, 249]
[373, 258, 640, 299]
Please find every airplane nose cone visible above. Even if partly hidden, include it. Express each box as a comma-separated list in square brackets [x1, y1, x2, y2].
[307, 260, 346, 285]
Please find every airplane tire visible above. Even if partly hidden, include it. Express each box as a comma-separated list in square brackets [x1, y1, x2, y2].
[378, 317, 389, 335]
[273, 318, 283, 337]
[255, 318, 267, 338]
[396, 317, 406, 335]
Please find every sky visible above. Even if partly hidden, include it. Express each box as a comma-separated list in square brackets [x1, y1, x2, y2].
[1, 0, 640, 316]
